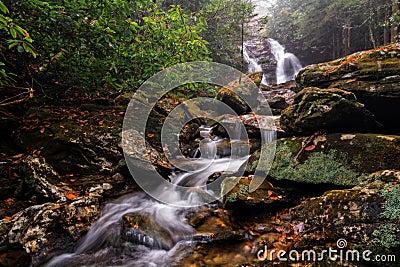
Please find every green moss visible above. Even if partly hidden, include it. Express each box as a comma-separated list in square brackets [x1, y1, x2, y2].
[225, 180, 250, 202]
[372, 224, 400, 248]
[283, 139, 302, 154]
[269, 144, 360, 186]
[381, 184, 400, 220]
[226, 192, 238, 202]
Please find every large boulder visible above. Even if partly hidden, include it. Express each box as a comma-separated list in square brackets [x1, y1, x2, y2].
[248, 133, 400, 187]
[215, 72, 263, 115]
[1, 184, 107, 266]
[290, 170, 400, 262]
[280, 87, 381, 135]
[296, 43, 400, 133]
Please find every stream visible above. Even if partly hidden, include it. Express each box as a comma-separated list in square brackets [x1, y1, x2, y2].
[44, 40, 289, 266]
[44, 127, 266, 266]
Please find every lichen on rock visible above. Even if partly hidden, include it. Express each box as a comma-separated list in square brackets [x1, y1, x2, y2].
[280, 87, 381, 135]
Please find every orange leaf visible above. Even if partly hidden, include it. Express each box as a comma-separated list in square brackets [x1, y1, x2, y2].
[305, 145, 316, 151]
[346, 79, 357, 84]
[3, 216, 12, 221]
[66, 192, 77, 200]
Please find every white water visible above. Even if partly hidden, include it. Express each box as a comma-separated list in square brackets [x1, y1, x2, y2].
[267, 38, 302, 84]
[45, 134, 249, 267]
[243, 42, 268, 85]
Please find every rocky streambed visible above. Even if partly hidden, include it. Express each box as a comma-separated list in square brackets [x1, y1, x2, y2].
[0, 44, 399, 266]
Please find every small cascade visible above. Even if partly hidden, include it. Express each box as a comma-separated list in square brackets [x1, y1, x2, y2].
[243, 42, 268, 85]
[45, 125, 256, 267]
[261, 129, 276, 143]
[267, 38, 302, 84]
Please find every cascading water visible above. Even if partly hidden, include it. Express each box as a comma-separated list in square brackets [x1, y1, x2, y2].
[45, 126, 253, 267]
[267, 38, 302, 84]
[243, 42, 268, 85]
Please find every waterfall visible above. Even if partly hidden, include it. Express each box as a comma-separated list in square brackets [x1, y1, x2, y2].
[267, 38, 302, 84]
[243, 42, 268, 85]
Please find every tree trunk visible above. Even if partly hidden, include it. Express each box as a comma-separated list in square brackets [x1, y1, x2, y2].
[369, 24, 377, 48]
[384, 0, 391, 44]
[391, 0, 399, 42]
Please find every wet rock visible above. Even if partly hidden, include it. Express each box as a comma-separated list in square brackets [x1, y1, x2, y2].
[1, 184, 107, 266]
[249, 133, 400, 187]
[121, 213, 176, 250]
[290, 170, 400, 258]
[23, 156, 68, 201]
[296, 43, 400, 133]
[215, 72, 262, 115]
[267, 96, 289, 114]
[246, 71, 264, 87]
[260, 88, 296, 115]
[280, 87, 382, 135]
[221, 177, 287, 212]
[121, 129, 172, 176]
[215, 88, 250, 115]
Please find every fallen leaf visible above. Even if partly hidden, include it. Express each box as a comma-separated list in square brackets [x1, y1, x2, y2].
[66, 192, 77, 200]
[3, 216, 12, 221]
[346, 79, 357, 83]
[304, 145, 316, 151]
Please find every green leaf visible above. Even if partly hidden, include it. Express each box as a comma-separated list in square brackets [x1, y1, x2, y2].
[10, 28, 16, 38]
[0, 1, 9, 14]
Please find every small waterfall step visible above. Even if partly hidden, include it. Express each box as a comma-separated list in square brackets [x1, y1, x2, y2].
[243, 41, 268, 85]
[267, 38, 302, 84]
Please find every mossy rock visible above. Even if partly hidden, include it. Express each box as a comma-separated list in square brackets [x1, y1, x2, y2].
[245, 71, 263, 87]
[290, 170, 400, 262]
[248, 133, 400, 187]
[215, 72, 262, 115]
[296, 43, 400, 95]
[296, 43, 400, 134]
[221, 176, 286, 210]
[280, 87, 381, 135]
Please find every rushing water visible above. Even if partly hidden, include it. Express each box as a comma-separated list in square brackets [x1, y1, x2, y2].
[267, 38, 302, 84]
[45, 126, 255, 267]
[243, 41, 268, 85]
